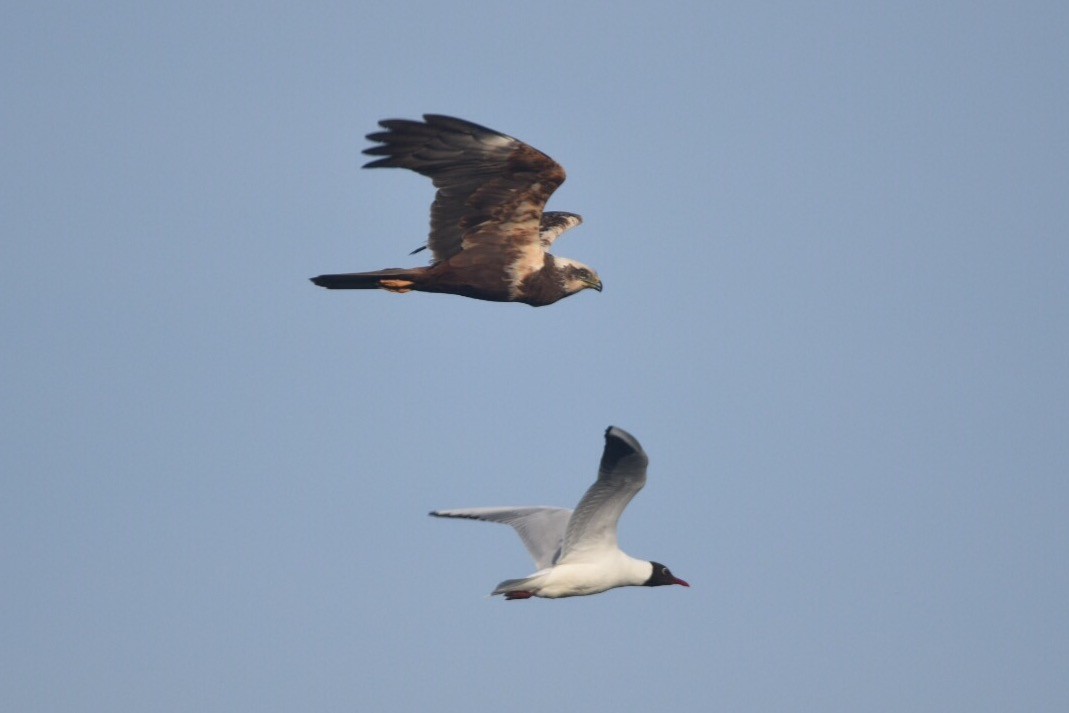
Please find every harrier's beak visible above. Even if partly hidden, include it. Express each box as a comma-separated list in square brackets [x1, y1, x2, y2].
[586, 277, 603, 292]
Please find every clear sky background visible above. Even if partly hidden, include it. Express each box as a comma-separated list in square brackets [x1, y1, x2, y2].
[3, 2, 1067, 711]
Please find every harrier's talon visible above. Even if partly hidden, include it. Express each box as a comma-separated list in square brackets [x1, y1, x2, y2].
[380, 279, 415, 293]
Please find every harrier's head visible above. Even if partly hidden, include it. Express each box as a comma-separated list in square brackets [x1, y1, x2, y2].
[555, 257, 603, 296]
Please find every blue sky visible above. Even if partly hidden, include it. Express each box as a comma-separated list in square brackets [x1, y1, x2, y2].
[3, 1, 1067, 711]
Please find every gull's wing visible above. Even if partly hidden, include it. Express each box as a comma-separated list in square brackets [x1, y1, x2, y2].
[430, 506, 573, 570]
[364, 115, 566, 264]
[557, 427, 649, 564]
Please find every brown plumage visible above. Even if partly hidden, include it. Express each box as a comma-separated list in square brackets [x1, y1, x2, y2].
[310, 115, 602, 307]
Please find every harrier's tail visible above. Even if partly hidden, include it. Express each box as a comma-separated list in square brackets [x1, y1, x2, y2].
[309, 268, 422, 291]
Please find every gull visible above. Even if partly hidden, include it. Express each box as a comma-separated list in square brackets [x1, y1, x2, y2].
[431, 426, 689, 599]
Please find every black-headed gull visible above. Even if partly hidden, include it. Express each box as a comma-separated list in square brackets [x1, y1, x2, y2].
[431, 426, 689, 599]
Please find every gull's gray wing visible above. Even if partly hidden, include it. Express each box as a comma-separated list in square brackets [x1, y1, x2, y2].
[557, 426, 649, 564]
[430, 506, 573, 570]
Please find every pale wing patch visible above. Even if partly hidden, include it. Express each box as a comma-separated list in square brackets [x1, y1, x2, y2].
[504, 213, 549, 299]
[479, 132, 516, 149]
[506, 248, 547, 298]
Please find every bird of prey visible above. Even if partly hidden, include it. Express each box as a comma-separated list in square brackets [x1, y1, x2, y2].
[310, 114, 602, 307]
[431, 426, 689, 600]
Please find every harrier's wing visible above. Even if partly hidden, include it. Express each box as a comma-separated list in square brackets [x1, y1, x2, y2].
[406, 210, 582, 256]
[430, 506, 573, 570]
[538, 211, 583, 250]
[364, 115, 566, 263]
[557, 427, 649, 564]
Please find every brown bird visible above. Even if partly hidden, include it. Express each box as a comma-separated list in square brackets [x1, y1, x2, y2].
[310, 115, 602, 307]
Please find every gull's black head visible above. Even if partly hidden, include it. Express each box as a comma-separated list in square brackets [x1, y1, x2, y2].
[645, 561, 690, 588]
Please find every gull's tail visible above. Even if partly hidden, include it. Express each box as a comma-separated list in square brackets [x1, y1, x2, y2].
[492, 573, 548, 600]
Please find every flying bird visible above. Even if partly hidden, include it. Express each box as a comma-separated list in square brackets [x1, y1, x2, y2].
[310, 114, 602, 307]
[431, 426, 689, 599]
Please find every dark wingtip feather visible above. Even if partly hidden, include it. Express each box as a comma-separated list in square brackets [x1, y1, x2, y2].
[421, 114, 499, 135]
[429, 511, 486, 521]
[362, 156, 394, 169]
[376, 118, 424, 131]
[363, 134, 395, 147]
[363, 144, 396, 158]
[600, 426, 645, 471]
